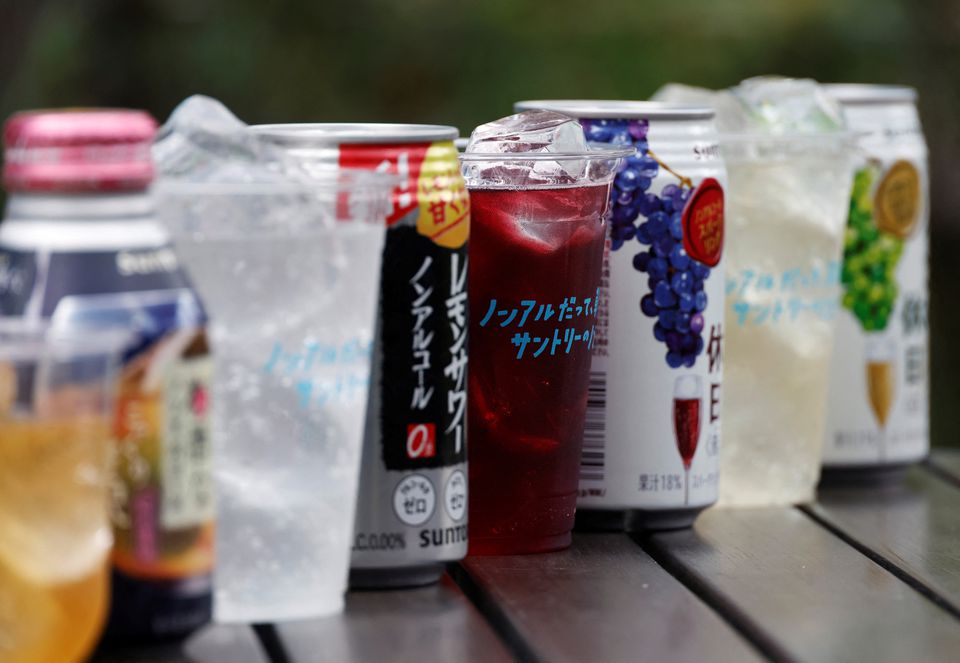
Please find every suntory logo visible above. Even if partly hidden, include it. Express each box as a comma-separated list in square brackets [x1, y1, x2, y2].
[116, 248, 179, 276]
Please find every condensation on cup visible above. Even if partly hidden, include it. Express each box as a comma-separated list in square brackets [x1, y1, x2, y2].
[252, 122, 472, 589]
[460, 110, 632, 554]
[514, 100, 727, 531]
[154, 96, 395, 621]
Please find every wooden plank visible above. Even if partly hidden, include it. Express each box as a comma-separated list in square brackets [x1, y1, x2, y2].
[276, 575, 513, 663]
[927, 449, 960, 484]
[808, 465, 960, 614]
[646, 507, 960, 663]
[460, 533, 761, 663]
[92, 624, 269, 663]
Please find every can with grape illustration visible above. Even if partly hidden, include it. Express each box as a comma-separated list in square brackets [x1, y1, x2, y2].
[515, 101, 726, 530]
[821, 85, 929, 480]
[252, 124, 470, 587]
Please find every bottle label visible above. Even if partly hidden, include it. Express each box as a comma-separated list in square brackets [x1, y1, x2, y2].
[577, 117, 724, 510]
[0, 243, 215, 580]
[825, 151, 929, 466]
[161, 354, 215, 530]
[113, 325, 215, 580]
[342, 140, 471, 566]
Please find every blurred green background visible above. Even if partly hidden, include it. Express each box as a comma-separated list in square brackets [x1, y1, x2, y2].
[1, 0, 958, 446]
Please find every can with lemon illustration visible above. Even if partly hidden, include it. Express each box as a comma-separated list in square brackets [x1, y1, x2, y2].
[253, 124, 470, 587]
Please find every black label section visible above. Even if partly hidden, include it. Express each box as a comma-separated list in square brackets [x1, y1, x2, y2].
[380, 227, 468, 470]
[0, 249, 39, 315]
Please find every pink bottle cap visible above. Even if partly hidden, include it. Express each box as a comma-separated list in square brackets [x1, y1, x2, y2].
[3, 108, 158, 192]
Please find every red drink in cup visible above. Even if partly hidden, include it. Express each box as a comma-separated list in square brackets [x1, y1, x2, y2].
[461, 111, 631, 554]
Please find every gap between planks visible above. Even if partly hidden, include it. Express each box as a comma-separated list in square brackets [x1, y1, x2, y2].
[447, 563, 543, 663]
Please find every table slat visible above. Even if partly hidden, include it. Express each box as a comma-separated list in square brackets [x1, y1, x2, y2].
[928, 449, 960, 484]
[808, 465, 960, 615]
[461, 532, 762, 663]
[646, 507, 960, 663]
[275, 575, 512, 663]
[92, 624, 269, 663]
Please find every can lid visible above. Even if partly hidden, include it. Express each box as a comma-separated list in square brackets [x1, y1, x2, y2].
[823, 84, 918, 105]
[513, 100, 715, 121]
[250, 123, 459, 146]
[3, 108, 158, 193]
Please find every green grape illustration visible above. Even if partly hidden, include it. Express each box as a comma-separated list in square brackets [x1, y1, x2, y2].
[840, 165, 904, 331]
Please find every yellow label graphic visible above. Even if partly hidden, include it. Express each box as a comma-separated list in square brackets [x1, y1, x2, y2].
[874, 160, 920, 239]
[416, 142, 470, 249]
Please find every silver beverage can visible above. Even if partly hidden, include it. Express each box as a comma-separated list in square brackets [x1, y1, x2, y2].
[514, 101, 726, 531]
[822, 85, 929, 481]
[253, 124, 470, 586]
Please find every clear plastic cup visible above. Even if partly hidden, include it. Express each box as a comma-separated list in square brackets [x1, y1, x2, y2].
[460, 144, 631, 554]
[718, 133, 857, 506]
[0, 323, 126, 663]
[156, 171, 396, 621]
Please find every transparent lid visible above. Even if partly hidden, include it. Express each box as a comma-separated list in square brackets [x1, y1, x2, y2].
[0, 318, 131, 361]
[250, 123, 459, 145]
[514, 100, 715, 121]
[717, 131, 859, 163]
[823, 84, 918, 105]
[155, 168, 401, 241]
[458, 145, 634, 162]
[155, 167, 401, 197]
[459, 110, 634, 189]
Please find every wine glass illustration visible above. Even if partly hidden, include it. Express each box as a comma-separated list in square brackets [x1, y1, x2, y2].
[864, 334, 897, 462]
[673, 375, 703, 506]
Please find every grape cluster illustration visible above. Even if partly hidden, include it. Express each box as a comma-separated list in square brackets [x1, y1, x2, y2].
[841, 166, 904, 332]
[582, 118, 710, 368]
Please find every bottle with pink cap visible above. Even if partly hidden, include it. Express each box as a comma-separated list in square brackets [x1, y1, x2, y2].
[0, 108, 214, 641]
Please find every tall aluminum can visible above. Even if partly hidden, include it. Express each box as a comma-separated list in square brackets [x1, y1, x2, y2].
[514, 101, 726, 530]
[0, 109, 214, 639]
[253, 124, 470, 586]
[822, 85, 929, 481]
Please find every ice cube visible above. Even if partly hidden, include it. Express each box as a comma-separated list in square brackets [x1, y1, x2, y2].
[466, 109, 589, 154]
[653, 77, 846, 134]
[652, 84, 754, 133]
[153, 95, 298, 185]
[153, 96, 346, 245]
[463, 110, 590, 187]
[733, 76, 845, 133]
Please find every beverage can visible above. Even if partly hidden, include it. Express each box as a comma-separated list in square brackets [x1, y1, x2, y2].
[822, 85, 929, 478]
[253, 124, 470, 586]
[514, 101, 726, 530]
[0, 109, 213, 638]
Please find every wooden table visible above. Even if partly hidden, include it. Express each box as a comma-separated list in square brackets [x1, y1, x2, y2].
[94, 451, 960, 663]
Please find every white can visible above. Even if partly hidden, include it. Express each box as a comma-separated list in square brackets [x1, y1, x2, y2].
[514, 101, 727, 529]
[822, 85, 929, 478]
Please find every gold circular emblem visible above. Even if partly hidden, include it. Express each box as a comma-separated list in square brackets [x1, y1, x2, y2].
[874, 160, 921, 239]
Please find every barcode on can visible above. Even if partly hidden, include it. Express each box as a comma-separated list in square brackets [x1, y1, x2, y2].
[580, 371, 607, 482]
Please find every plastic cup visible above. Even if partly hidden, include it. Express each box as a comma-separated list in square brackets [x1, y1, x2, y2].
[156, 171, 395, 621]
[460, 145, 631, 555]
[0, 323, 126, 663]
[717, 133, 857, 506]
